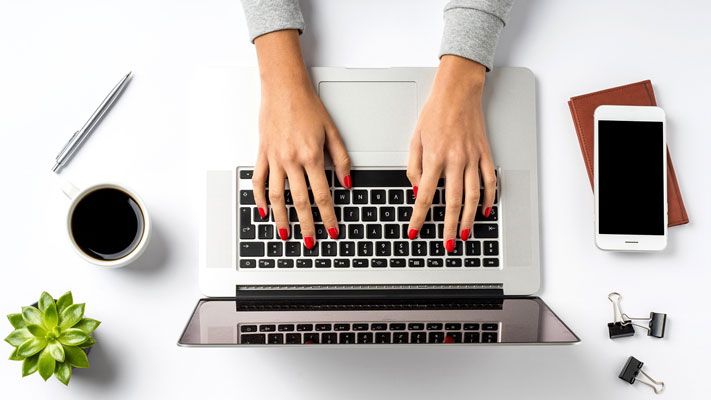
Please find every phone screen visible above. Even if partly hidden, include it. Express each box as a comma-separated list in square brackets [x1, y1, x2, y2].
[598, 120, 664, 235]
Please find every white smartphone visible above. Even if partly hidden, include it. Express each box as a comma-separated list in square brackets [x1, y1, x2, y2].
[594, 105, 667, 251]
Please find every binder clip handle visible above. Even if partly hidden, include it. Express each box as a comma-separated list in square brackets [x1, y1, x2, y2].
[622, 312, 667, 338]
[619, 356, 665, 394]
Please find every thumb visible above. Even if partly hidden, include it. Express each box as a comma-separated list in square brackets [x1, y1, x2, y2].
[325, 124, 352, 189]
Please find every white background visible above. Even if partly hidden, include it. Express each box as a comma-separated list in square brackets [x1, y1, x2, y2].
[1, 0, 709, 398]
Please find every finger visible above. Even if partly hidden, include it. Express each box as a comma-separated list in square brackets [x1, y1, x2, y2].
[406, 132, 423, 198]
[325, 124, 352, 189]
[305, 163, 339, 240]
[407, 166, 441, 239]
[285, 166, 316, 249]
[459, 164, 480, 241]
[443, 165, 464, 253]
[479, 154, 497, 219]
[252, 154, 269, 221]
[268, 166, 289, 240]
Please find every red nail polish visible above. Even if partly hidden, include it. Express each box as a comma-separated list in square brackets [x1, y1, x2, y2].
[328, 227, 339, 240]
[408, 229, 419, 240]
[413, 186, 419, 198]
[304, 236, 315, 249]
[444, 335, 455, 344]
[344, 175, 352, 189]
[278, 228, 288, 241]
[460, 228, 470, 241]
[484, 207, 492, 218]
[445, 239, 455, 253]
[258, 207, 267, 219]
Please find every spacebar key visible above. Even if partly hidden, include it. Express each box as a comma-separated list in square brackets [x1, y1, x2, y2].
[349, 170, 410, 187]
[240, 242, 265, 257]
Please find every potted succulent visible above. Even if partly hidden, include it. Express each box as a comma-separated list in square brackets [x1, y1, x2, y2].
[4, 291, 100, 385]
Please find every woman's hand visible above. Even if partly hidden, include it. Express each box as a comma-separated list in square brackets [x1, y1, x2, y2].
[407, 55, 497, 251]
[251, 30, 351, 249]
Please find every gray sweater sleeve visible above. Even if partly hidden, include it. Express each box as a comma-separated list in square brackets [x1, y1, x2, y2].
[439, 0, 514, 71]
[241, 0, 304, 42]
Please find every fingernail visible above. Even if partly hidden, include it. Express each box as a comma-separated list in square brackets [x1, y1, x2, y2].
[460, 228, 470, 241]
[408, 228, 419, 240]
[278, 228, 288, 241]
[413, 185, 419, 198]
[444, 335, 455, 344]
[445, 239, 455, 253]
[304, 236, 315, 249]
[328, 227, 339, 240]
[484, 207, 492, 218]
[258, 207, 267, 219]
[344, 175, 352, 189]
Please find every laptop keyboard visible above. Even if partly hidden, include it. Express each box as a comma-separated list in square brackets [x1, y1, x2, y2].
[239, 321, 501, 344]
[237, 168, 501, 269]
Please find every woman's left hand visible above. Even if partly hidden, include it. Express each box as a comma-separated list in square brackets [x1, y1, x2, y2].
[406, 55, 497, 252]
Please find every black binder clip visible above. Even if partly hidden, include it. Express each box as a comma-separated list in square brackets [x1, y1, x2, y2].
[607, 292, 667, 339]
[618, 356, 665, 394]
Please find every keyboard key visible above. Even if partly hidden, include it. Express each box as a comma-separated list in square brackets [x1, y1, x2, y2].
[257, 225, 273, 240]
[371, 259, 387, 268]
[411, 332, 427, 343]
[348, 224, 364, 239]
[426, 323, 443, 330]
[348, 170, 410, 187]
[367, 224, 382, 239]
[239, 190, 255, 205]
[408, 323, 424, 330]
[411, 242, 427, 256]
[278, 324, 295, 332]
[484, 241, 499, 256]
[260, 325, 276, 332]
[334, 259, 350, 268]
[384, 224, 400, 239]
[433, 207, 446, 221]
[375, 241, 391, 256]
[239, 170, 253, 179]
[315, 259, 331, 268]
[362, 207, 377, 221]
[289, 208, 299, 222]
[427, 258, 443, 268]
[314, 224, 327, 239]
[311, 207, 322, 222]
[297, 324, 313, 332]
[393, 332, 409, 344]
[409, 258, 425, 268]
[240, 325, 257, 332]
[406, 189, 416, 204]
[285, 333, 301, 344]
[475, 205, 498, 221]
[482, 332, 498, 343]
[334, 324, 350, 331]
[267, 242, 283, 257]
[430, 241, 445, 256]
[339, 332, 355, 344]
[296, 259, 313, 268]
[258, 259, 275, 268]
[315, 324, 332, 331]
[379, 207, 396, 221]
[240, 242, 264, 257]
[375, 332, 391, 344]
[285, 242, 301, 256]
[388, 189, 404, 204]
[389, 323, 406, 330]
[445, 258, 462, 268]
[241, 334, 265, 344]
[464, 332, 480, 343]
[465, 258, 481, 267]
[482, 323, 498, 331]
[445, 323, 462, 330]
[322, 333, 338, 344]
[420, 224, 436, 238]
[344, 207, 359, 221]
[483, 258, 499, 267]
[390, 258, 406, 268]
[334, 190, 350, 204]
[463, 323, 480, 330]
[239, 259, 256, 268]
[371, 323, 387, 331]
[267, 333, 284, 344]
[393, 241, 409, 256]
[466, 241, 481, 256]
[474, 224, 499, 238]
[428, 332, 444, 343]
[370, 190, 386, 204]
[445, 332, 462, 343]
[240, 207, 252, 226]
[353, 323, 369, 331]
[449, 241, 463, 255]
[353, 190, 368, 204]
[398, 206, 413, 221]
[293, 223, 302, 238]
[340, 241, 355, 256]
[358, 242, 373, 256]
[277, 259, 294, 268]
[321, 241, 337, 256]
[239, 225, 255, 239]
[304, 333, 320, 344]
[303, 245, 319, 257]
[353, 259, 369, 268]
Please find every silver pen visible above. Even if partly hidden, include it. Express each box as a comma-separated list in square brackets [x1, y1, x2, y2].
[52, 71, 133, 173]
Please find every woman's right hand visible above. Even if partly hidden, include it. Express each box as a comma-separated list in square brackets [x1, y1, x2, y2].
[251, 30, 351, 250]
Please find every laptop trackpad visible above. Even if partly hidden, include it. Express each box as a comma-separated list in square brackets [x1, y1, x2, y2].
[318, 81, 417, 153]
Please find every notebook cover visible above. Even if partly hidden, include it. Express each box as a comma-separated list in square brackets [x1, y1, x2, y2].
[568, 80, 689, 226]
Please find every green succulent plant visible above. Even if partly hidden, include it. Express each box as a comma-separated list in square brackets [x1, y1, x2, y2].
[4, 291, 99, 385]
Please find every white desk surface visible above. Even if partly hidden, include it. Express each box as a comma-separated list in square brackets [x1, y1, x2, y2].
[1, 1, 709, 398]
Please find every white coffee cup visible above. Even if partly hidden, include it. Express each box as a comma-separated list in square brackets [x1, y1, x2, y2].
[62, 181, 151, 268]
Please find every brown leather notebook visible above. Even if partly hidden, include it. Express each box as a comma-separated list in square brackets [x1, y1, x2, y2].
[568, 80, 689, 226]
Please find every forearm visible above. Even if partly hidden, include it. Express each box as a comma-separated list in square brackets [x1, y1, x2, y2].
[439, 0, 515, 71]
[241, 0, 305, 42]
[254, 30, 311, 94]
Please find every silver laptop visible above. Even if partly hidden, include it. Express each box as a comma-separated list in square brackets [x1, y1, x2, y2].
[179, 67, 578, 346]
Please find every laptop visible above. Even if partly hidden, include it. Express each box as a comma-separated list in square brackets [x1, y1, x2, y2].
[179, 67, 578, 346]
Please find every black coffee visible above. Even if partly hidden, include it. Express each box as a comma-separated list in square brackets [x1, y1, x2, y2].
[70, 188, 144, 261]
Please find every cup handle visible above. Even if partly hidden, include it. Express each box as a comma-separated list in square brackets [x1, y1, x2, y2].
[60, 178, 81, 200]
